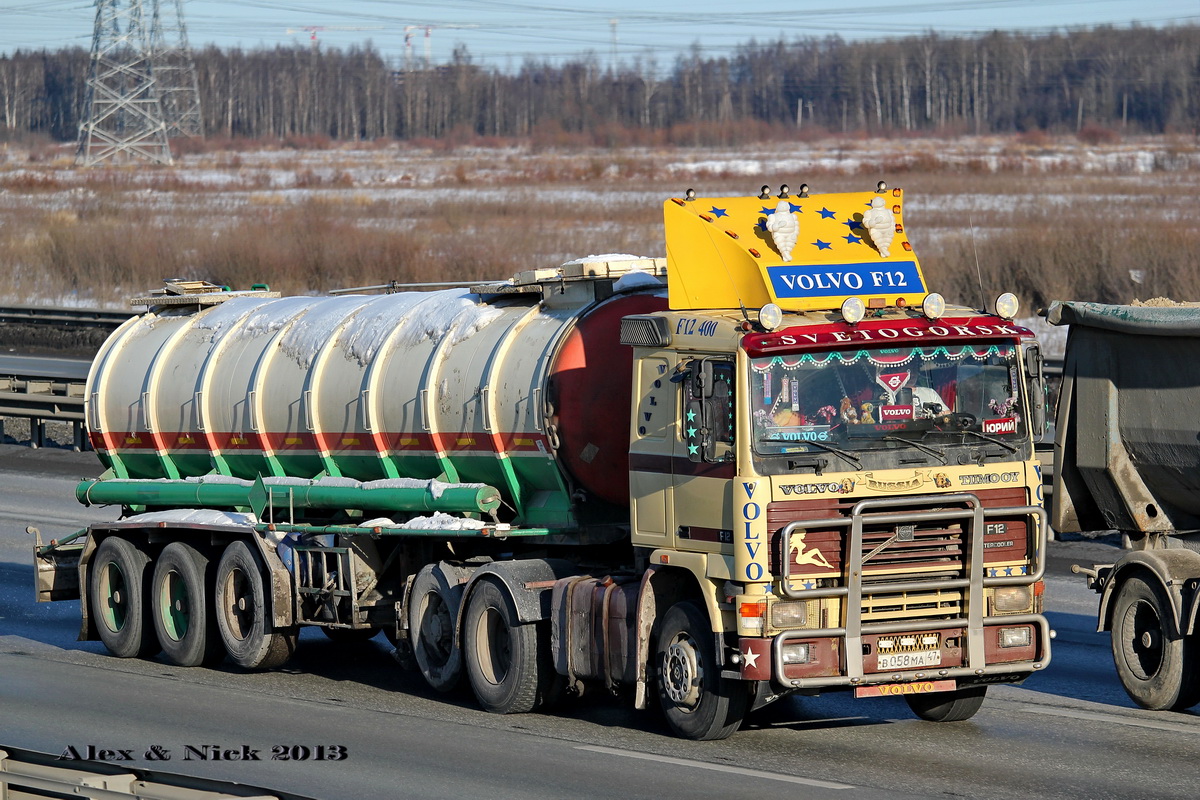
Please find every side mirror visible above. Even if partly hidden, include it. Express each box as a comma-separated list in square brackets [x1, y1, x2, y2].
[1024, 344, 1047, 435]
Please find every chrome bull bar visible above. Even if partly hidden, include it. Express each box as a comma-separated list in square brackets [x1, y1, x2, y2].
[773, 492, 1050, 688]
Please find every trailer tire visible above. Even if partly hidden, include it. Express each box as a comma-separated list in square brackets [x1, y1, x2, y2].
[904, 685, 987, 722]
[1111, 575, 1200, 710]
[409, 565, 464, 692]
[464, 579, 551, 714]
[152, 542, 224, 668]
[89, 537, 159, 659]
[215, 541, 297, 670]
[655, 601, 749, 740]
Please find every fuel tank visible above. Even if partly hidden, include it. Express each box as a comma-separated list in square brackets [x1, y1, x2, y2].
[86, 259, 668, 528]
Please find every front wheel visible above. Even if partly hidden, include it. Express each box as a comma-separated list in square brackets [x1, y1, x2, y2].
[152, 542, 224, 667]
[905, 685, 987, 722]
[1111, 575, 1200, 710]
[655, 601, 748, 740]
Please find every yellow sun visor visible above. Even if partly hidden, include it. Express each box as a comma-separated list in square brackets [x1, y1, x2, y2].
[664, 189, 929, 312]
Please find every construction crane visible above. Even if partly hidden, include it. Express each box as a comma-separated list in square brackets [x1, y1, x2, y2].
[285, 25, 384, 50]
[403, 24, 479, 69]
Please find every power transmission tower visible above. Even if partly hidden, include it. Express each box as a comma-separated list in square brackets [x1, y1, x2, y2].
[76, 0, 172, 166]
[149, 0, 204, 139]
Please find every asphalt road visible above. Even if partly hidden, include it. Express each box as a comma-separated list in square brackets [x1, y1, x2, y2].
[2, 446, 1198, 799]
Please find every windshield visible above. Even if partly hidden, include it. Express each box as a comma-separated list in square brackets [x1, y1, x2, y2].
[749, 343, 1028, 463]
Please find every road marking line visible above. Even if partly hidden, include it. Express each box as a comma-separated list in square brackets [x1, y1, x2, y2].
[1018, 704, 1200, 734]
[574, 745, 855, 789]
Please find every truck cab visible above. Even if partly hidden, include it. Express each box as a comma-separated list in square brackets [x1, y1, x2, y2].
[620, 186, 1052, 736]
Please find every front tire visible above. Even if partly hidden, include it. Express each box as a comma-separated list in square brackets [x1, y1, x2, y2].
[1111, 574, 1200, 710]
[214, 541, 297, 669]
[409, 564, 465, 692]
[152, 542, 224, 667]
[88, 537, 159, 658]
[655, 601, 748, 740]
[905, 686, 987, 722]
[463, 579, 554, 714]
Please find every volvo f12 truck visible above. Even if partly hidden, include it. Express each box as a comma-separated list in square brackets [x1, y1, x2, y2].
[1049, 300, 1200, 712]
[34, 185, 1051, 739]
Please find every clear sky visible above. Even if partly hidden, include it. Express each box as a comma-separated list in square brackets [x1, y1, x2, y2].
[2, 0, 1196, 70]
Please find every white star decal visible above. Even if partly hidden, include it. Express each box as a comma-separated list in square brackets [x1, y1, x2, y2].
[742, 649, 760, 670]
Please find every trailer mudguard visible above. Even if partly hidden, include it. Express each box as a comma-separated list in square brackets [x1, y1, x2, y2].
[1097, 548, 1200, 637]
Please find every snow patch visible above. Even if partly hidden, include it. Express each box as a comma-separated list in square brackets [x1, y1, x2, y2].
[121, 509, 256, 527]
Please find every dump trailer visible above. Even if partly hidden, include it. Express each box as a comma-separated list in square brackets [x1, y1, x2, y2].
[35, 186, 1051, 739]
[1048, 300, 1200, 711]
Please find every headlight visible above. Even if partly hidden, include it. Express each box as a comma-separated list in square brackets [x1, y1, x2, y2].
[993, 585, 1032, 612]
[770, 601, 807, 628]
[781, 642, 811, 664]
[999, 626, 1032, 648]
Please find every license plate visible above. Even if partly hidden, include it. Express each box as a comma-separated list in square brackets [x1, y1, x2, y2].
[876, 649, 942, 670]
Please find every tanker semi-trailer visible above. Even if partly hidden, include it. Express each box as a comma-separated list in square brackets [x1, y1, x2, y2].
[34, 186, 1052, 740]
[1048, 300, 1200, 711]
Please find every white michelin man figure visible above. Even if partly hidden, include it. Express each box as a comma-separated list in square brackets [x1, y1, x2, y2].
[862, 196, 895, 257]
[766, 200, 799, 261]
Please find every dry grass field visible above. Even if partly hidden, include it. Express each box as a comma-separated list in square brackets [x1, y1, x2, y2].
[0, 134, 1197, 314]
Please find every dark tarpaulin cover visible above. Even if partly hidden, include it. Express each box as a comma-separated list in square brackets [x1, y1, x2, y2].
[1045, 300, 1200, 337]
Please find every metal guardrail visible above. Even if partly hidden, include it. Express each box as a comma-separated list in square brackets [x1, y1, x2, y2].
[0, 304, 131, 329]
[0, 368, 89, 450]
[0, 746, 315, 800]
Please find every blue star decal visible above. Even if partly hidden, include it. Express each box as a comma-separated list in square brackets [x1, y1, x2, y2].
[760, 206, 775, 215]
[843, 218, 863, 230]
[813, 240, 832, 250]
[789, 202, 802, 213]
[843, 233, 862, 244]
[817, 207, 836, 219]
[687, 426, 697, 438]
[688, 443, 699, 455]
[687, 409, 696, 422]
[710, 206, 728, 218]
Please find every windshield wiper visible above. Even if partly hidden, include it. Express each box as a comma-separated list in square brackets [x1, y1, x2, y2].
[882, 435, 948, 464]
[760, 437, 862, 467]
[957, 428, 1019, 453]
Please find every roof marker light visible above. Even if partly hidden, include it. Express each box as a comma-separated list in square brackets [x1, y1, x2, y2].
[841, 297, 866, 325]
[759, 303, 783, 331]
[995, 292, 1020, 320]
[922, 293, 946, 320]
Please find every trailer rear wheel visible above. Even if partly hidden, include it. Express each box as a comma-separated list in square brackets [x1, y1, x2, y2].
[655, 601, 749, 740]
[904, 685, 987, 722]
[152, 542, 224, 668]
[409, 565, 464, 692]
[89, 537, 159, 659]
[1112, 575, 1200, 710]
[215, 541, 297, 670]
[464, 579, 550, 714]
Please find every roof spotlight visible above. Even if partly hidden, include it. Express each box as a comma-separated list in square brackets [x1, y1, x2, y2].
[758, 185, 771, 199]
[841, 297, 866, 325]
[685, 188, 696, 201]
[779, 184, 790, 199]
[994, 292, 1020, 320]
[876, 180, 888, 193]
[758, 303, 784, 331]
[798, 183, 809, 198]
[922, 292, 946, 320]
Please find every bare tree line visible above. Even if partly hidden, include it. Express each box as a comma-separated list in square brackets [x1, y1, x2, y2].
[1, 25, 1197, 146]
